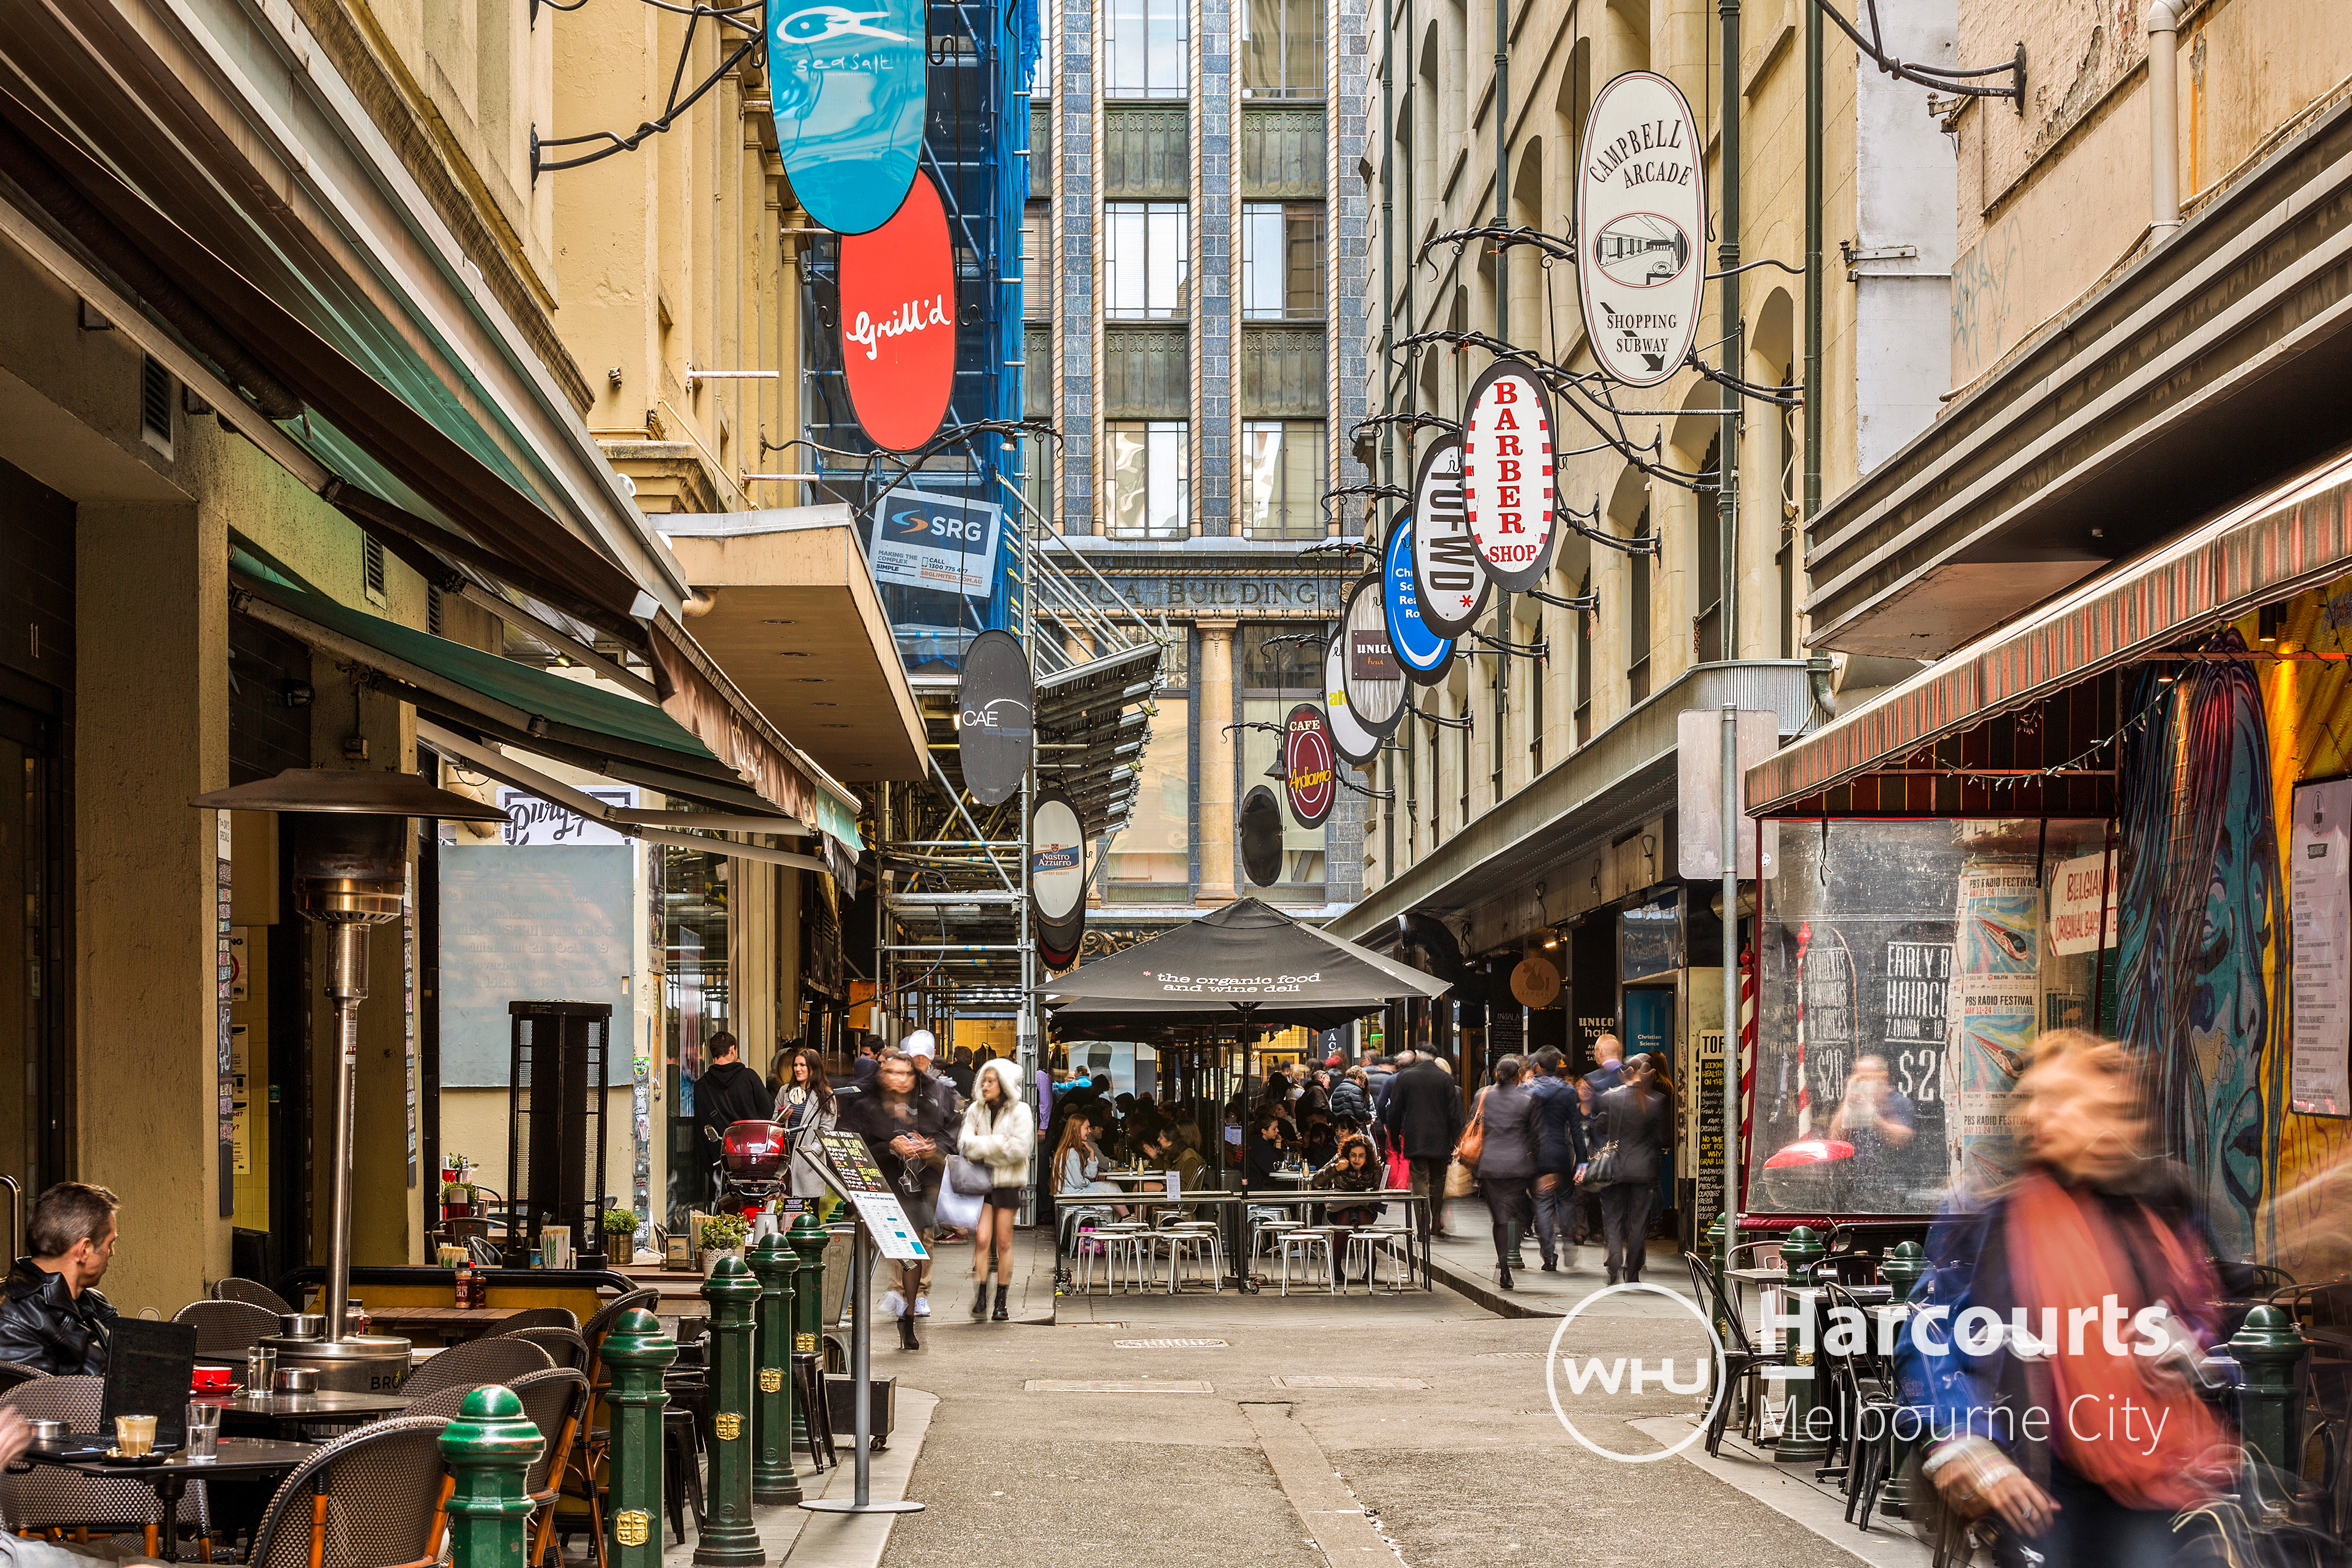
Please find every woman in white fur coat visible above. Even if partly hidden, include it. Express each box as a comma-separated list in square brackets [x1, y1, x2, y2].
[956, 1057, 1037, 1321]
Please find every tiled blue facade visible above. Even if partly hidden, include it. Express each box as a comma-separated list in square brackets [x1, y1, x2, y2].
[1058, 0, 1096, 528]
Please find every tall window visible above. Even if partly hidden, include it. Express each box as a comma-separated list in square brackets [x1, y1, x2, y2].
[1628, 509, 1652, 703]
[1573, 569, 1592, 745]
[1240, 420, 1323, 538]
[1035, 0, 1055, 96]
[1242, 0, 1322, 98]
[1107, 0, 1187, 97]
[1695, 436, 1722, 663]
[1106, 690, 1190, 894]
[1107, 203, 1189, 318]
[1107, 421, 1190, 537]
[1019, 434, 1054, 528]
[1779, 364, 1799, 659]
[1240, 626, 1326, 892]
[1240, 203, 1323, 319]
[1022, 203, 1052, 320]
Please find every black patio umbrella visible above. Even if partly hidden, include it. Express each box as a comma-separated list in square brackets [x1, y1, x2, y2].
[1039, 899, 1450, 1288]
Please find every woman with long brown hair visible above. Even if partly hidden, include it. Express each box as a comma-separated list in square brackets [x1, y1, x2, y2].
[776, 1048, 836, 1204]
[839, 1050, 948, 1350]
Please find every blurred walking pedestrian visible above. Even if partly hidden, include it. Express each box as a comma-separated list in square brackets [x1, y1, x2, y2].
[1470, 1056, 1541, 1290]
[840, 1051, 948, 1347]
[1380, 1051, 1465, 1237]
[1586, 1055, 1665, 1284]
[1529, 1048, 1587, 1272]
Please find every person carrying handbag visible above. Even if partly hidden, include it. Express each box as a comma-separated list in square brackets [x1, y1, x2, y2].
[1585, 1055, 1666, 1285]
[952, 1059, 1036, 1322]
[1468, 1058, 1542, 1290]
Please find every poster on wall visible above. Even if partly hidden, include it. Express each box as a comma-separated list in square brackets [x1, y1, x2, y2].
[2290, 778, 2352, 1117]
[1577, 70, 1707, 388]
[2046, 849, 2119, 955]
[1944, 858, 2041, 1187]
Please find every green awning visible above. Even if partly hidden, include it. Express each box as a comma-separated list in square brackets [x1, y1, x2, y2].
[229, 542, 864, 856]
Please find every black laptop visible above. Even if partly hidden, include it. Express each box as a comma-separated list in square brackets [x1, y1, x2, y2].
[44, 1319, 197, 1459]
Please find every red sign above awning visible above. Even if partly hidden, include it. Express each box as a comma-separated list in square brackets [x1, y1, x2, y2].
[839, 172, 956, 453]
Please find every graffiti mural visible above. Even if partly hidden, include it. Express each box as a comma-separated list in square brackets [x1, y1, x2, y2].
[2116, 632, 2284, 1258]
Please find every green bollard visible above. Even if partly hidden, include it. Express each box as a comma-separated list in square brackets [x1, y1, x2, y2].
[440, 1385, 543, 1568]
[1875, 1241, 1928, 1517]
[787, 1209, 830, 1450]
[1773, 1225, 1829, 1464]
[748, 1234, 802, 1506]
[601, 1308, 676, 1568]
[695, 1257, 766, 1566]
[2231, 1304, 2309, 1476]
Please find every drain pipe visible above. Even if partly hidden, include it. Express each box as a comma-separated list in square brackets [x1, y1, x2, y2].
[2147, 0, 2184, 232]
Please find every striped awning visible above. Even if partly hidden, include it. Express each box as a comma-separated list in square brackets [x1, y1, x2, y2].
[1748, 447, 2352, 814]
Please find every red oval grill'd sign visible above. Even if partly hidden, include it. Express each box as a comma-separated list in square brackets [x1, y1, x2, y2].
[839, 172, 956, 452]
[1283, 702, 1336, 829]
[1460, 363, 1558, 593]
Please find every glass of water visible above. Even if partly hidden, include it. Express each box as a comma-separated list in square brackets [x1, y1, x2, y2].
[184, 1404, 224, 1461]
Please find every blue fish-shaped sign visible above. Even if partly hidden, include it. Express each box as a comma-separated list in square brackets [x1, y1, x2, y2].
[769, 0, 926, 235]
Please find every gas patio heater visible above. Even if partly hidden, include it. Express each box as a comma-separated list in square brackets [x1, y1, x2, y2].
[192, 768, 507, 1391]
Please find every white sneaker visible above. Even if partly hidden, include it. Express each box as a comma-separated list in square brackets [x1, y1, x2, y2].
[913, 1295, 931, 1317]
[881, 1289, 906, 1319]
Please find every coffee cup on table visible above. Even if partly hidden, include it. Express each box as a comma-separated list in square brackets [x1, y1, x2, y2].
[113, 1415, 157, 1457]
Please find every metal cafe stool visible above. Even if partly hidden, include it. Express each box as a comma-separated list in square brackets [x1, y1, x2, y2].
[1075, 1224, 1144, 1294]
[1157, 1224, 1223, 1294]
[1274, 1228, 1336, 1295]
[1343, 1228, 1413, 1292]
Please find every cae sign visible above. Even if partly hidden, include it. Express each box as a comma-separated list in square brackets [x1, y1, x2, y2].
[1577, 71, 1707, 389]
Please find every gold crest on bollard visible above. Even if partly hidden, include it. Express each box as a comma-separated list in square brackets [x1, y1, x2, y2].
[759, 1367, 783, 1393]
[795, 1331, 816, 1354]
[614, 1511, 650, 1548]
[714, 1412, 742, 1441]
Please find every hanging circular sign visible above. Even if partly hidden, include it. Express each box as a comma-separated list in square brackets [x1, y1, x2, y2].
[1461, 362, 1559, 593]
[1411, 437, 1488, 637]
[1577, 70, 1707, 389]
[1282, 703, 1336, 830]
[1511, 954, 1562, 1009]
[1383, 515, 1454, 687]
[1239, 786, 1285, 888]
[839, 172, 956, 452]
[1322, 633, 1380, 766]
[769, 0, 925, 234]
[1030, 787, 1087, 926]
[956, 629, 1033, 807]
[1340, 575, 1409, 735]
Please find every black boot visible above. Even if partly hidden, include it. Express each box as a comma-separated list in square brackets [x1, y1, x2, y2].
[898, 1312, 921, 1351]
[1493, 1222, 1514, 1290]
[971, 1280, 991, 1319]
[992, 1285, 1010, 1322]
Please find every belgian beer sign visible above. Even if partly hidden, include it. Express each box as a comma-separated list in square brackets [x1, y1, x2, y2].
[1460, 364, 1558, 593]
[1578, 71, 1706, 389]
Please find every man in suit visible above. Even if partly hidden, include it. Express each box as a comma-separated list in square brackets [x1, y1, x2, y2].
[1379, 1054, 1466, 1237]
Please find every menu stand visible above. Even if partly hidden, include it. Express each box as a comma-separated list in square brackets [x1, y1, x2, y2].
[791, 1137, 921, 1517]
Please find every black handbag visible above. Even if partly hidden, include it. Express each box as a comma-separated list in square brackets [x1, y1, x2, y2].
[1582, 1138, 1622, 1186]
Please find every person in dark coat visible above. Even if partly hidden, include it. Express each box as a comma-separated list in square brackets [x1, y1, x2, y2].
[1379, 1053, 1466, 1237]
[1589, 1055, 1667, 1284]
[0, 1183, 119, 1376]
[1582, 1034, 1625, 1097]
[839, 1052, 951, 1347]
[696, 1031, 775, 1146]
[1472, 1058, 1542, 1290]
[1528, 1047, 1588, 1272]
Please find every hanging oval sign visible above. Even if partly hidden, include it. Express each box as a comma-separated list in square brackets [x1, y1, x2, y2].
[1239, 786, 1285, 888]
[1383, 515, 1454, 686]
[1282, 703, 1336, 830]
[1461, 362, 1558, 593]
[1577, 70, 1706, 389]
[769, 0, 925, 235]
[956, 629, 1033, 806]
[1030, 787, 1087, 927]
[1341, 575, 1409, 735]
[839, 172, 956, 452]
[1411, 438, 1487, 637]
[1322, 633, 1380, 766]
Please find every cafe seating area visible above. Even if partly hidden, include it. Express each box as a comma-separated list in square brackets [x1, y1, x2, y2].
[1054, 1165, 1432, 1298]
[0, 1277, 686, 1567]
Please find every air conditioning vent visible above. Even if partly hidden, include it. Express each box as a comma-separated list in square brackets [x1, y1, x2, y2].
[362, 533, 387, 604]
[428, 582, 445, 637]
[140, 354, 173, 456]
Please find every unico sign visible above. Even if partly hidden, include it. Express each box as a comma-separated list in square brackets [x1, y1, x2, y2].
[1460, 364, 1558, 593]
[1282, 703, 1336, 829]
[1577, 71, 1706, 389]
[839, 173, 956, 452]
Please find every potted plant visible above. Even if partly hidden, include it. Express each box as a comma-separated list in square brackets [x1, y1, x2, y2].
[439, 1179, 476, 1218]
[698, 1211, 749, 1270]
[599, 1207, 639, 1264]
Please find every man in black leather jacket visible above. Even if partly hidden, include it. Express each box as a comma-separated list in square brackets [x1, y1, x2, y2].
[0, 1182, 120, 1375]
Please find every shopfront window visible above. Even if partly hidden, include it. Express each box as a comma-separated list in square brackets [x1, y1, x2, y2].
[661, 846, 729, 1224]
[1751, 818, 2112, 1217]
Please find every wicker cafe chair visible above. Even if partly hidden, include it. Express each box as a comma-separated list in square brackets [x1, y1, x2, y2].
[501, 1327, 589, 1371]
[247, 1417, 452, 1568]
[579, 1290, 661, 1355]
[398, 1336, 553, 1398]
[0, 1360, 47, 1393]
[172, 1299, 280, 1359]
[396, 1372, 583, 1568]
[0, 1375, 209, 1557]
[486, 1307, 580, 1334]
[212, 1277, 295, 1315]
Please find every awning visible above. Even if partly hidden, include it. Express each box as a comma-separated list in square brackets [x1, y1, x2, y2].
[228, 543, 864, 860]
[1748, 448, 2352, 814]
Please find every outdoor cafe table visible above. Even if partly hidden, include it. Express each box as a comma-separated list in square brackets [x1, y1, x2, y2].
[16, 1437, 316, 1561]
[1053, 1189, 1432, 1294]
[194, 1388, 414, 1436]
[360, 1304, 533, 1344]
